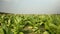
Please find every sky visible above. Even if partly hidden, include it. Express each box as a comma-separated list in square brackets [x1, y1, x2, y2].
[0, 0, 60, 14]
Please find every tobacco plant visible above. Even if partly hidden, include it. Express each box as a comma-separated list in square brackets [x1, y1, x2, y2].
[0, 14, 60, 34]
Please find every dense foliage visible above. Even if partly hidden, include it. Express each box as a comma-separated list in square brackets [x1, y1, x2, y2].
[0, 14, 60, 34]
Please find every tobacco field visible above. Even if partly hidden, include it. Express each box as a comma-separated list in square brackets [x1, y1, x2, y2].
[0, 14, 60, 34]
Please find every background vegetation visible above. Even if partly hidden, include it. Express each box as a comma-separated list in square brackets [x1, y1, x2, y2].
[0, 14, 60, 34]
